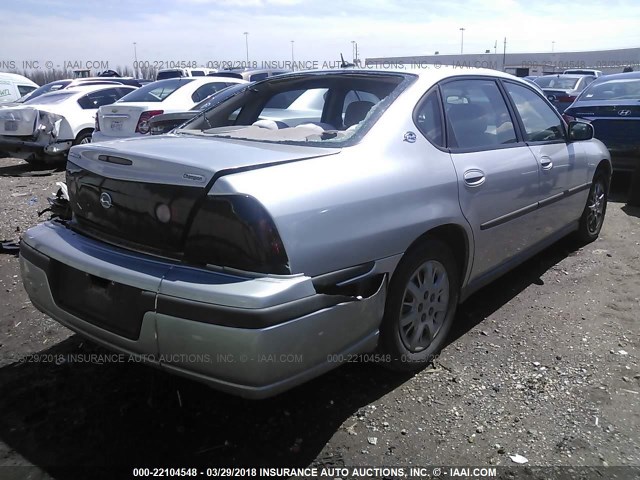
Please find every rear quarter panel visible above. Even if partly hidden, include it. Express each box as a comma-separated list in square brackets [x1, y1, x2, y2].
[212, 101, 469, 278]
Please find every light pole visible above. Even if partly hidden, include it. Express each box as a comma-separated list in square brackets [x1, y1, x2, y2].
[552, 40, 555, 53]
[351, 41, 359, 65]
[459, 27, 465, 55]
[291, 40, 295, 64]
[133, 42, 138, 77]
[243, 32, 249, 65]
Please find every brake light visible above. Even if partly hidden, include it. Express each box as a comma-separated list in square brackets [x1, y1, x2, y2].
[94, 115, 100, 132]
[558, 95, 577, 103]
[135, 110, 164, 134]
[185, 194, 290, 274]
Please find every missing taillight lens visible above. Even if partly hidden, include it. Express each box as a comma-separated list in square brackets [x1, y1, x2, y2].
[136, 110, 164, 134]
[184, 194, 290, 274]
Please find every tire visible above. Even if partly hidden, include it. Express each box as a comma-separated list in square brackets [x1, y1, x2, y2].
[576, 172, 608, 243]
[379, 238, 460, 372]
[73, 131, 92, 146]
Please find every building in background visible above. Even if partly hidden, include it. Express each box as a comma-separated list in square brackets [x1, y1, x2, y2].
[366, 47, 640, 77]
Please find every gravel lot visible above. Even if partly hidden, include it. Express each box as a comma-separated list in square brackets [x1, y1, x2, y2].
[0, 156, 638, 480]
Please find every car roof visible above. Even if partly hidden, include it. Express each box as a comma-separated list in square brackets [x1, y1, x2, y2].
[31, 84, 134, 101]
[537, 74, 593, 79]
[591, 71, 640, 82]
[0, 72, 39, 85]
[268, 66, 531, 90]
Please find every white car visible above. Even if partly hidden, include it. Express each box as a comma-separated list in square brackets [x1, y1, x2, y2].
[0, 84, 136, 163]
[92, 77, 247, 142]
[0, 73, 38, 104]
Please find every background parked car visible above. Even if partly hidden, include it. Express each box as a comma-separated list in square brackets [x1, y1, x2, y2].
[564, 68, 604, 77]
[533, 74, 596, 112]
[92, 76, 247, 141]
[0, 84, 136, 164]
[564, 71, 640, 173]
[149, 83, 249, 135]
[156, 68, 217, 80]
[0, 73, 38, 104]
[208, 68, 290, 81]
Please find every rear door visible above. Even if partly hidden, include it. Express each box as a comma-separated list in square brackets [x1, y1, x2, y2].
[439, 78, 543, 281]
[502, 81, 589, 233]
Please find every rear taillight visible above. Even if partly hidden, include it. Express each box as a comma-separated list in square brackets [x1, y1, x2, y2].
[558, 95, 577, 103]
[135, 110, 164, 134]
[184, 194, 290, 274]
[94, 115, 100, 132]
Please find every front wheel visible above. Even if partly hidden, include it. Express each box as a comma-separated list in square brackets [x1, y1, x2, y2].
[379, 238, 459, 371]
[576, 172, 608, 242]
[73, 131, 92, 146]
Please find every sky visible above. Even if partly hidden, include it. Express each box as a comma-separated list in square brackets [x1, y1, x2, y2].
[2, 0, 640, 72]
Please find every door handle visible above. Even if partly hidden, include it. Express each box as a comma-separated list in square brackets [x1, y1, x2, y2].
[540, 156, 553, 170]
[463, 169, 486, 187]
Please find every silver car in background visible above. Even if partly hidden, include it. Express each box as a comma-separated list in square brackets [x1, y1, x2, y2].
[20, 67, 611, 398]
[533, 74, 596, 112]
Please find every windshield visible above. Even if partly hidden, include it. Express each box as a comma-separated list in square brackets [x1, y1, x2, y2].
[24, 90, 76, 105]
[580, 78, 640, 101]
[118, 78, 194, 103]
[178, 72, 413, 147]
[534, 76, 580, 89]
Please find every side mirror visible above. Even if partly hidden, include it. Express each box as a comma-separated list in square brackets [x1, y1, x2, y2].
[568, 121, 594, 141]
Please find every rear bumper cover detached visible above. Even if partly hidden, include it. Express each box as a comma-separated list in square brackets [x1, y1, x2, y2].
[20, 221, 385, 398]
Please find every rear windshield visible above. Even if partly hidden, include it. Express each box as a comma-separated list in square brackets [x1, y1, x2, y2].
[534, 76, 580, 89]
[178, 72, 414, 147]
[117, 78, 194, 103]
[580, 79, 640, 101]
[24, 91, 76, 105]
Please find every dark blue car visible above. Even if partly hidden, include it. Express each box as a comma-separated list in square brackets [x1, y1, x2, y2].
[564, 72, 640, 173]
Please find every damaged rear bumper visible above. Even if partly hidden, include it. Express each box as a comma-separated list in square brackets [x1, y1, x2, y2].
[20, 221, 386, 398]
[0, 135, 72, 158]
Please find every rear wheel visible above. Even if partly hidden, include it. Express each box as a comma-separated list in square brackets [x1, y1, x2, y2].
[379, 238, 459, 371]
[576, 172, 608, 242]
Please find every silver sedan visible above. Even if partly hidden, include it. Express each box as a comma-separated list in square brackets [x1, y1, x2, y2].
[20, 67, 611, 398]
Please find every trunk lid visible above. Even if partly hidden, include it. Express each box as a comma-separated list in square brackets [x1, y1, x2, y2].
[97, 102, 157, 138]
[67, 134, 340, 257]
[565, 101, 640, 148]
[0, 107, 39, 136]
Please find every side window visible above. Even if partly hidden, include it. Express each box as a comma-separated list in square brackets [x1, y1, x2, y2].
[18, 85, 36, 96]
[441, 79, 517, 149]
[116, 87, 134, 99]
[191, 82, 228, 103]
[504, 82, 565, 142]
[77, 88, 121, 109]
[414, 89, 444, 147]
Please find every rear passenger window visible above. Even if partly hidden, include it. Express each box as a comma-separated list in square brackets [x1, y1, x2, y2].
[504, 82, 565, 142]
[414, 89, 444, 147]
[77, 88, 121, 109]
[441, 79, 517, 149]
